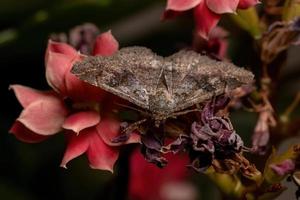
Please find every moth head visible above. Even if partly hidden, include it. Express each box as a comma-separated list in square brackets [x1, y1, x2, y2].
[222, 66, 255, 90]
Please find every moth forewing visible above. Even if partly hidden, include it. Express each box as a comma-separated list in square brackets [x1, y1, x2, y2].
[71, 46, 254, 121]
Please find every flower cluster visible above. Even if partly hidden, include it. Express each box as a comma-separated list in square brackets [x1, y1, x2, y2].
[9, 23, 241, 173]
[163, 96, 249, 173]
[10, 26, 139, 172]
[164, 0, 259, 39]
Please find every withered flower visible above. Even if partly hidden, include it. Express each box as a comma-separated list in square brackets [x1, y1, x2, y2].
[51, 23, 100, 55]
[261, 17, 300, 64]
[141, 130, 168, 168]
[164, 96, 247, 173]
[251, 94, 276, 154]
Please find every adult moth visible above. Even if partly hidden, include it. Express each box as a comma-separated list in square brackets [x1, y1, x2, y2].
[71, 46, 254, 127]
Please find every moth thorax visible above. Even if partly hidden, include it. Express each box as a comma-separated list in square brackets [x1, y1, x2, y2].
[149, 89, 175, 115]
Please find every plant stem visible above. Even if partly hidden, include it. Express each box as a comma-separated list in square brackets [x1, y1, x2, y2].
[280, 92, 300, 123]
[109, 145, 135, 200]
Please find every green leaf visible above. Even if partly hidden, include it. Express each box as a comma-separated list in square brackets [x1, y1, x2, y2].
[282, 0, 300, 21]
[0, 29, 18, 46]
[205, 168, 245, 198]
[263, 145, 300, 184]
[230, 7, 262, 39]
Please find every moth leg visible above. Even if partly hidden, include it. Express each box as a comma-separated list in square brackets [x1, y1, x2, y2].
[111, 118, 148, 143]
[170, 108, 202, 118]
[121, 118, 148, 134]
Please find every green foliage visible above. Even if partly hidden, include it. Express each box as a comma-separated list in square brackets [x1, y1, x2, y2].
[282, 0, 300, 21]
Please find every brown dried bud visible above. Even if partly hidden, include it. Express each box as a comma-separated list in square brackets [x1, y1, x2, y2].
[261, 18, 300, 64]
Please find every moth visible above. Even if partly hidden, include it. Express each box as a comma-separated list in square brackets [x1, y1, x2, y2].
[71, 46, 254, 128]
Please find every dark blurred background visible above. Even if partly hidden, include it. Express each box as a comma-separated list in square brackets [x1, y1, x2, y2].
[1, 0, 299, 199]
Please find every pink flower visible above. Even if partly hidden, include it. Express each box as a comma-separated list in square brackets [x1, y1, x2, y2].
[270, 159, 295, 176]
[164, 0, 259, 39]
[192, 26, 229, 59]
[128, 148, 191, 200]
[10, 31, 140, 172]
[251, 97, 276, 154]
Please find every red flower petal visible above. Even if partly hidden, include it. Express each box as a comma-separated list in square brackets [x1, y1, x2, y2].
[46, 40, 78, 59]
[238, 0, 259, 9]
[209, 26, 229, 38]
[166, 0, 201, 11]
[61, 128, 119, 172]
[64, 71, 107, 102]
[93, 30, 119, 56]
[206, 27, 229, 59]
[87, 130, 119, 172]
[45, 40, 80, 95]
[10, 84, 56, 108]
[194, 1, 221, 39]
[46, 41, 106, 102]
[60, 131, 90, 168]
[62, 111, 101, 134]
[129, 149, 189, 200]
[10, 121, 49, 143]
[96, 118, 141, 146]
[206, 0, 239, 14]
[17, 96, 68, 136]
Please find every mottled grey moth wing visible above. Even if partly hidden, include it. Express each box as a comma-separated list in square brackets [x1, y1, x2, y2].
[163, 50, 254, 112]
[72, 47, 164, 110]
[71, 46, 254, 115]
